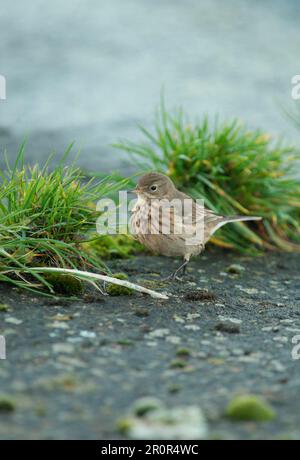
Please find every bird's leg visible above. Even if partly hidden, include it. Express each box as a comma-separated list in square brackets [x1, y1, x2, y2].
[172, 259, 189, 280]
[162, 258, 189, 282]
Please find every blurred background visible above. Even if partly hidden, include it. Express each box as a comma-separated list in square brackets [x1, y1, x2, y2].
[0, 0, 299, 174]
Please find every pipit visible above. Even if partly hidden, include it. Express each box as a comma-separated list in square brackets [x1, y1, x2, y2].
[130, 172, 262, 280]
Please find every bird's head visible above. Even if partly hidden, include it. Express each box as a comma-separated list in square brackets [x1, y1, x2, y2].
[133, 172, 176, 200]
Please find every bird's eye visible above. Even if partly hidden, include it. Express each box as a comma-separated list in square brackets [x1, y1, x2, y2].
[150, 185, 157, 192]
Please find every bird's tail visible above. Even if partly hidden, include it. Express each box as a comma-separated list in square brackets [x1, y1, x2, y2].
[222, 215, 262, 224]
[209, 215, 262, 237]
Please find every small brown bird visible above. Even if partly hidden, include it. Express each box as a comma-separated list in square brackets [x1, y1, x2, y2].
[130, 172, 262, 280]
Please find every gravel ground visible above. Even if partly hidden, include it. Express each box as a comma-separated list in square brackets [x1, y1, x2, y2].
[0, 249, 300, 440]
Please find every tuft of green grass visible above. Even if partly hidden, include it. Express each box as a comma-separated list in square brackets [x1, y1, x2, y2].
[0, 144, 128, 295]
[115, 103, 300, 254]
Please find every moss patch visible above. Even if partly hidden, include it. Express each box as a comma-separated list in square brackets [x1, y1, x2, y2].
[117, 418, 133, 434]
[140, 279, 167, 289]
[82, 234, 144, 260]
[176, 348, 191, 357]
[168, 384, 182, 394]
[106, 273, 133, 296]
[133, 397, 162, 417]
[117, 339, 134, 346]
[226, 395, 276, 422]
[45, 273, 84, 296]
[0, 303, 9, 312]
[0, 396, 16, 413]
[170, 359, 187, 369]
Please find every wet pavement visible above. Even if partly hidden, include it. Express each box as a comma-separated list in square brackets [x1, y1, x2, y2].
[1, 0, 300, 174]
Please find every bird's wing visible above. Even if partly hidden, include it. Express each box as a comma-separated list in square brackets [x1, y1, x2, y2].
[146, 194, 224, 246]
[173, 191, 225, 244]
[168, 193, 206, 246]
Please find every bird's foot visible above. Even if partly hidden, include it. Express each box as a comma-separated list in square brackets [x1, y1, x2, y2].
[161, 273, 185, 283]
[161, 259, 189, 283]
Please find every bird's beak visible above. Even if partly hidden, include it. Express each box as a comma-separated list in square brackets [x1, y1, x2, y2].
[130, 187, 141, 194]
